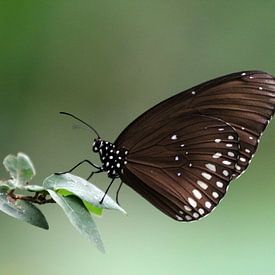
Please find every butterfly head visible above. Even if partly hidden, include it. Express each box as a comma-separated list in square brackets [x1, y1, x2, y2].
[92, 138, 103, 153]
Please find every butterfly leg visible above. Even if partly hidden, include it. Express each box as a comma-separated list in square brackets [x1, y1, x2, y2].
[86, 169, 103, 181]
[100, 178, 116, 204]
[55, 159, 101, 175]
[115, 181, 123, 205]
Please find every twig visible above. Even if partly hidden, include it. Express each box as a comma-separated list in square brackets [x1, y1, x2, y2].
[8, 190, 55, 205]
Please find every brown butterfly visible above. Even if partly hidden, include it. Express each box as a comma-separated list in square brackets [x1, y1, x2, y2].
[58, 71, 275, 221]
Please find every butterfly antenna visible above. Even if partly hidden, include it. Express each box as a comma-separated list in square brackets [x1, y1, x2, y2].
[72, 124, 89, 131]
[59, 111, 101, 138]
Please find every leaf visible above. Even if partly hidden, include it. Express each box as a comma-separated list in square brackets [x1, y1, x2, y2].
[23, 184, 46, 192]
[57, 189, 73, 197]
[0, 179, 16, 189]
[48, 190, 105, 253]
[3, 155, 17, 179]
[57, 189, 103, 216]
[43, 174, 126, 214]
[83, 201, 103, 216]
[0, 187, 49, 229]
[3, 153, 36, 187]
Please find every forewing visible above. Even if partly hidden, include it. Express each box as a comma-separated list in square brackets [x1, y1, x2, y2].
[120, 116, 240, 221]
[116, 71, 275, 178]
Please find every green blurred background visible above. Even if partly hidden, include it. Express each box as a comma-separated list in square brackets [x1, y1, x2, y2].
[0, 1, 275, 274]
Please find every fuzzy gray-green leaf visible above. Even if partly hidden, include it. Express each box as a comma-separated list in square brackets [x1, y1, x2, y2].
[43, 174, 126, 214]
[0, 187, 49, 229]
[23, 185, 46, 192]
[48, 190, 105, 253]
[3, 153, 36, 187]
[57, 189, 103, 216]
[0, 179, 16, 189]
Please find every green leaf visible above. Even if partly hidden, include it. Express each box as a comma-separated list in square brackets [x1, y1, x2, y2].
[0, 187, 49, 229]
[57, 189, 103, 216]
[57, 189, 73, 196]
[3, 153, 36, 187]
[83, 201, 103, 216]
[43, 174, 126, 214]
[48, 190, 105, 253]
[3, 154, 17, 179]
[0, 179, 16, 189]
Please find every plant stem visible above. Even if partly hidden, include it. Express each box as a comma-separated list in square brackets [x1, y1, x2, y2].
[8, 190, 55, 205]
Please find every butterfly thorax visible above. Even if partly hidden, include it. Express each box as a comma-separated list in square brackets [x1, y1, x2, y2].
[92, 139, 128, 178]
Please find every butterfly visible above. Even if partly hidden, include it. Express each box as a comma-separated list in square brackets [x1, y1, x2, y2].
[58, 71, 275, 222]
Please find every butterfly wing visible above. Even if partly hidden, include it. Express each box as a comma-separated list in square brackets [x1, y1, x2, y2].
[120, 115, 240, 221]
[116, 71, 275, 178]
[116, 71, 275, 220]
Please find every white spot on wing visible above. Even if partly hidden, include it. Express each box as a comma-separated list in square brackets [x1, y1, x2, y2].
[192, 189, 202, 199]
[193, 212, 199, 218]
[205, 163, 216, 172]
[235, 164, 241, 170]
[184, 205, 192, 212]
[215, 139, 221, 143]
[212, 192, 219, 198]
[171, 134, 177, 140]
[188, 197, 197, 208]
[202, 172, 212, 180]
[223, 170, 229, 176]
[222, 160, 231, 165]
[197, 180, 208, 190]
[198, 208, 205, 215]
[216, 181, 223, 188]
[185, 215, 192, 221]
[213, 152, 222, 159]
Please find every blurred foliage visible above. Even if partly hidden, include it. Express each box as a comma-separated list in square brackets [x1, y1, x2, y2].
[0, 153, 125, 252]
[0, 1, 274, 274]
